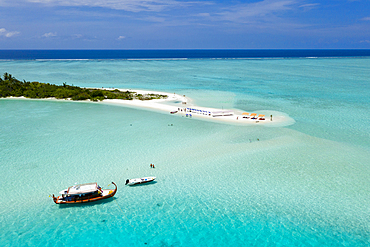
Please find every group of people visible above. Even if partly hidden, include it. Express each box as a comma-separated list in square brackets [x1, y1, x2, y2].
[150, 163, 155, 168]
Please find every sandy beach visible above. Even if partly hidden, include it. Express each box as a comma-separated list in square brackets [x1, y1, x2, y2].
[100, 88, 295, 127]
[4, 88, 295, 126]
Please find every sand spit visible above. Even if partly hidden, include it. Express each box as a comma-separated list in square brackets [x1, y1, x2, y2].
[3, 89, 295, 127]
[100, 89, 295, 127]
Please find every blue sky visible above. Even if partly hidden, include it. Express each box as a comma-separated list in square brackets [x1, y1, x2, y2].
[0, 0, 369, 49]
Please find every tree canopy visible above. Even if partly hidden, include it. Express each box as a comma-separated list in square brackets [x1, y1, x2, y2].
[0, 73, 167, 101]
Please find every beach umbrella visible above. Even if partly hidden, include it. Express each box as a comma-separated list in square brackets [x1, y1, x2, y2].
[258, 114, 265, 118]
[242, 112, 249, 115]
[250, 113, 257, 116]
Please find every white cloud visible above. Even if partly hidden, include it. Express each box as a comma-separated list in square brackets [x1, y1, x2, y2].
[0, 28, 20, 37]
[215, 0, 297, 23]
[197, 13, 211, 17]
[42, 32, 57, 38]
[361, 17, 370, 21]
[299, 3, 319, 8]
[19, 0, 205, 12]
[299, 3, 319, 11]
[117, 35, 126, 40]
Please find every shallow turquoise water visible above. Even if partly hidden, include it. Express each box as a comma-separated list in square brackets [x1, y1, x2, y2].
[0, 58, 369, 246]
[2, 58, 369, 146]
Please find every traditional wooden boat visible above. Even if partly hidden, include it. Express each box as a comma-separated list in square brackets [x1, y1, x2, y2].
[125, 177, 156, 186]
[52, 182, 117, 204]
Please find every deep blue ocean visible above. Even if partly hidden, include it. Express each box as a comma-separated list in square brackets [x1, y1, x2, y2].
[1, 49, 370, 60]
[1, 50, 369, 246]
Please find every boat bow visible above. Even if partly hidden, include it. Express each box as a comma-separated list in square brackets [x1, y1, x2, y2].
[110, 182, 117, 197]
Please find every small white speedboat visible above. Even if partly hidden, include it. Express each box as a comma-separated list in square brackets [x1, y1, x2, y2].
[125, 177, 156, 186]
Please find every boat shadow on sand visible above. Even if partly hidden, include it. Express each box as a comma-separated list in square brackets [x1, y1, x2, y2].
[57, 197, 115, 208]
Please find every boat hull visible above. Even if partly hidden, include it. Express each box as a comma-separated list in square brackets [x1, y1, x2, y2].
[53, 182, 117, 204]
[126, 177, 156, 186]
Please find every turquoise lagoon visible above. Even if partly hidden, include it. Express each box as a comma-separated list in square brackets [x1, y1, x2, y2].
[0, 57, 369, 246]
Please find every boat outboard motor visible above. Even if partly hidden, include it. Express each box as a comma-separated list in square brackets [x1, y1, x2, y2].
[125, 179, 129, 185]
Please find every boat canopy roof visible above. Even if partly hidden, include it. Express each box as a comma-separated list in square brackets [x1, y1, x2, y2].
[67, 183, 98, 195]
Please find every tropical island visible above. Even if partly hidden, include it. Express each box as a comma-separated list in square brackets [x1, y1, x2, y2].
[0, 73, 168, 101]
[0, 73, 294, 126]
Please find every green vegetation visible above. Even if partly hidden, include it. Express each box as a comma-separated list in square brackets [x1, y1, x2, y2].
[0, 73, 168, 101]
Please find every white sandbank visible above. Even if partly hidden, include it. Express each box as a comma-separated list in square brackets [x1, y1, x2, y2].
[3, 89, 295, 127]
[100, 88, 295, 127]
